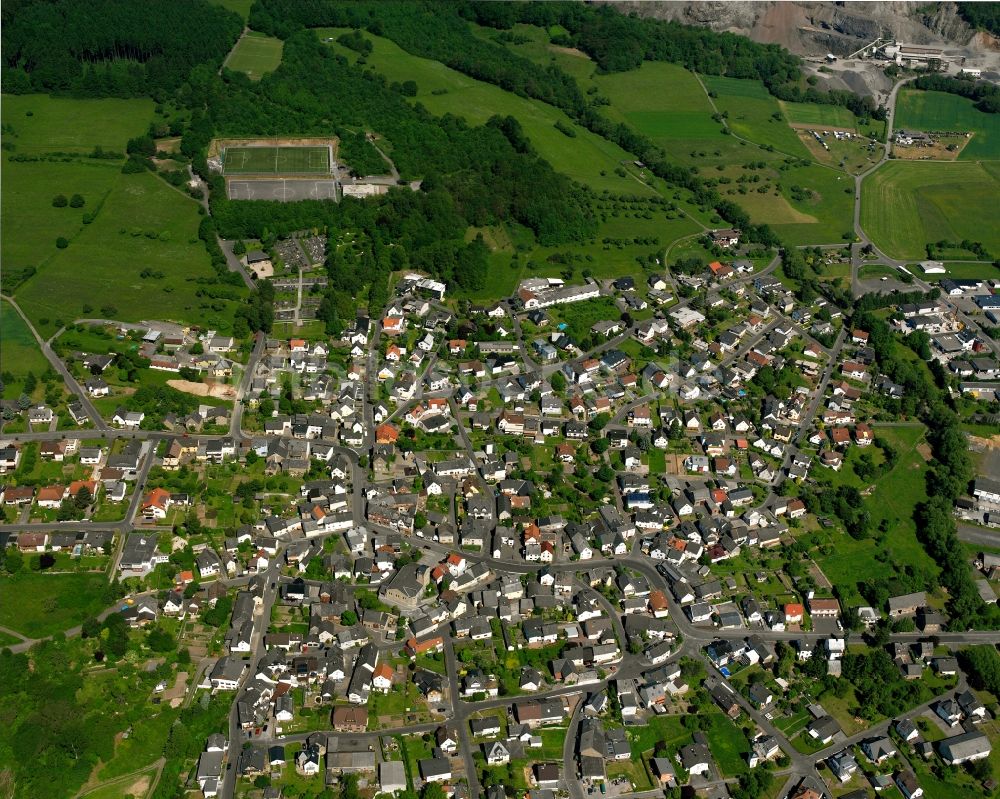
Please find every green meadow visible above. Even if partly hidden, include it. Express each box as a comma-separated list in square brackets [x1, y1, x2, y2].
[1, 94, 154, 270]
[861, 160, 1000, 260]
[813, 423, 938, 604]
[0, 300, 50, 400]
[16, 170, 243, 337]
[895, 89, 1000, 160]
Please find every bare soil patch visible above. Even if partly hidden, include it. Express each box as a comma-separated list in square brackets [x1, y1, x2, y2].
[166, 379, 237, 400]
[125, 775, 150, 798]
[548, 44, 590, 59]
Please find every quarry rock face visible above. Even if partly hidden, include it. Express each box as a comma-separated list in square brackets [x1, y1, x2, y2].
[604, 1, 981, 56]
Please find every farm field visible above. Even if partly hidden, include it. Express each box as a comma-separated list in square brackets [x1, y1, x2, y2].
[739, 160, 854, 246]
[0, 572, 111, 638]
[15, 170, 244, 338]
[223, 145, 330, 174]
[0, 300, 50, 400]
[223, 31, 284, 80]
[895, 89, 1000, 161]
[700, 75, 812, 159]
[319, 28, 654, 196]
[1, 94, 154, 271]
[860, 160, 1000, 260]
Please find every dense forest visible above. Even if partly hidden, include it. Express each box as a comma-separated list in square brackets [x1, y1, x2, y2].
[1, 0, 242, 98]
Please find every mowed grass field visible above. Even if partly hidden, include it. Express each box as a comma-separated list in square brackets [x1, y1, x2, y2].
[223, 31, 284, 80]
[701, 75, 812, 159]
[318, 28, 654, 196]
[861, 160, 1000, 260]
[0, 299, 50, 400]
[1, 94, 153, 269]
[16, 170, 244, 338]
[895, 89, 1000, 161]
[224, 145, 330, 174]
[780, 100, 858, 130]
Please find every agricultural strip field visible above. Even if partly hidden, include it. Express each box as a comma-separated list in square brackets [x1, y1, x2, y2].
[895, 89, 1000, 161]
[223, 145, 330, 174]
[318, 28, 655, 196]
[591, 62, 741, 165]
[223, 31, 284, 80]
[16, 170, 244, 338]
[700, 75, 812, 159]
[1, 94, 153, 270]
[860, 160, 1000, 260]
[0, 299, 50, 400]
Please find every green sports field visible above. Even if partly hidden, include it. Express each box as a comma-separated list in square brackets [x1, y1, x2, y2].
[895, 89, 1000, 161]
[861, 160, 1000, 260]
[223, 31, 283, 80]
[224, 145, 331, 174]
